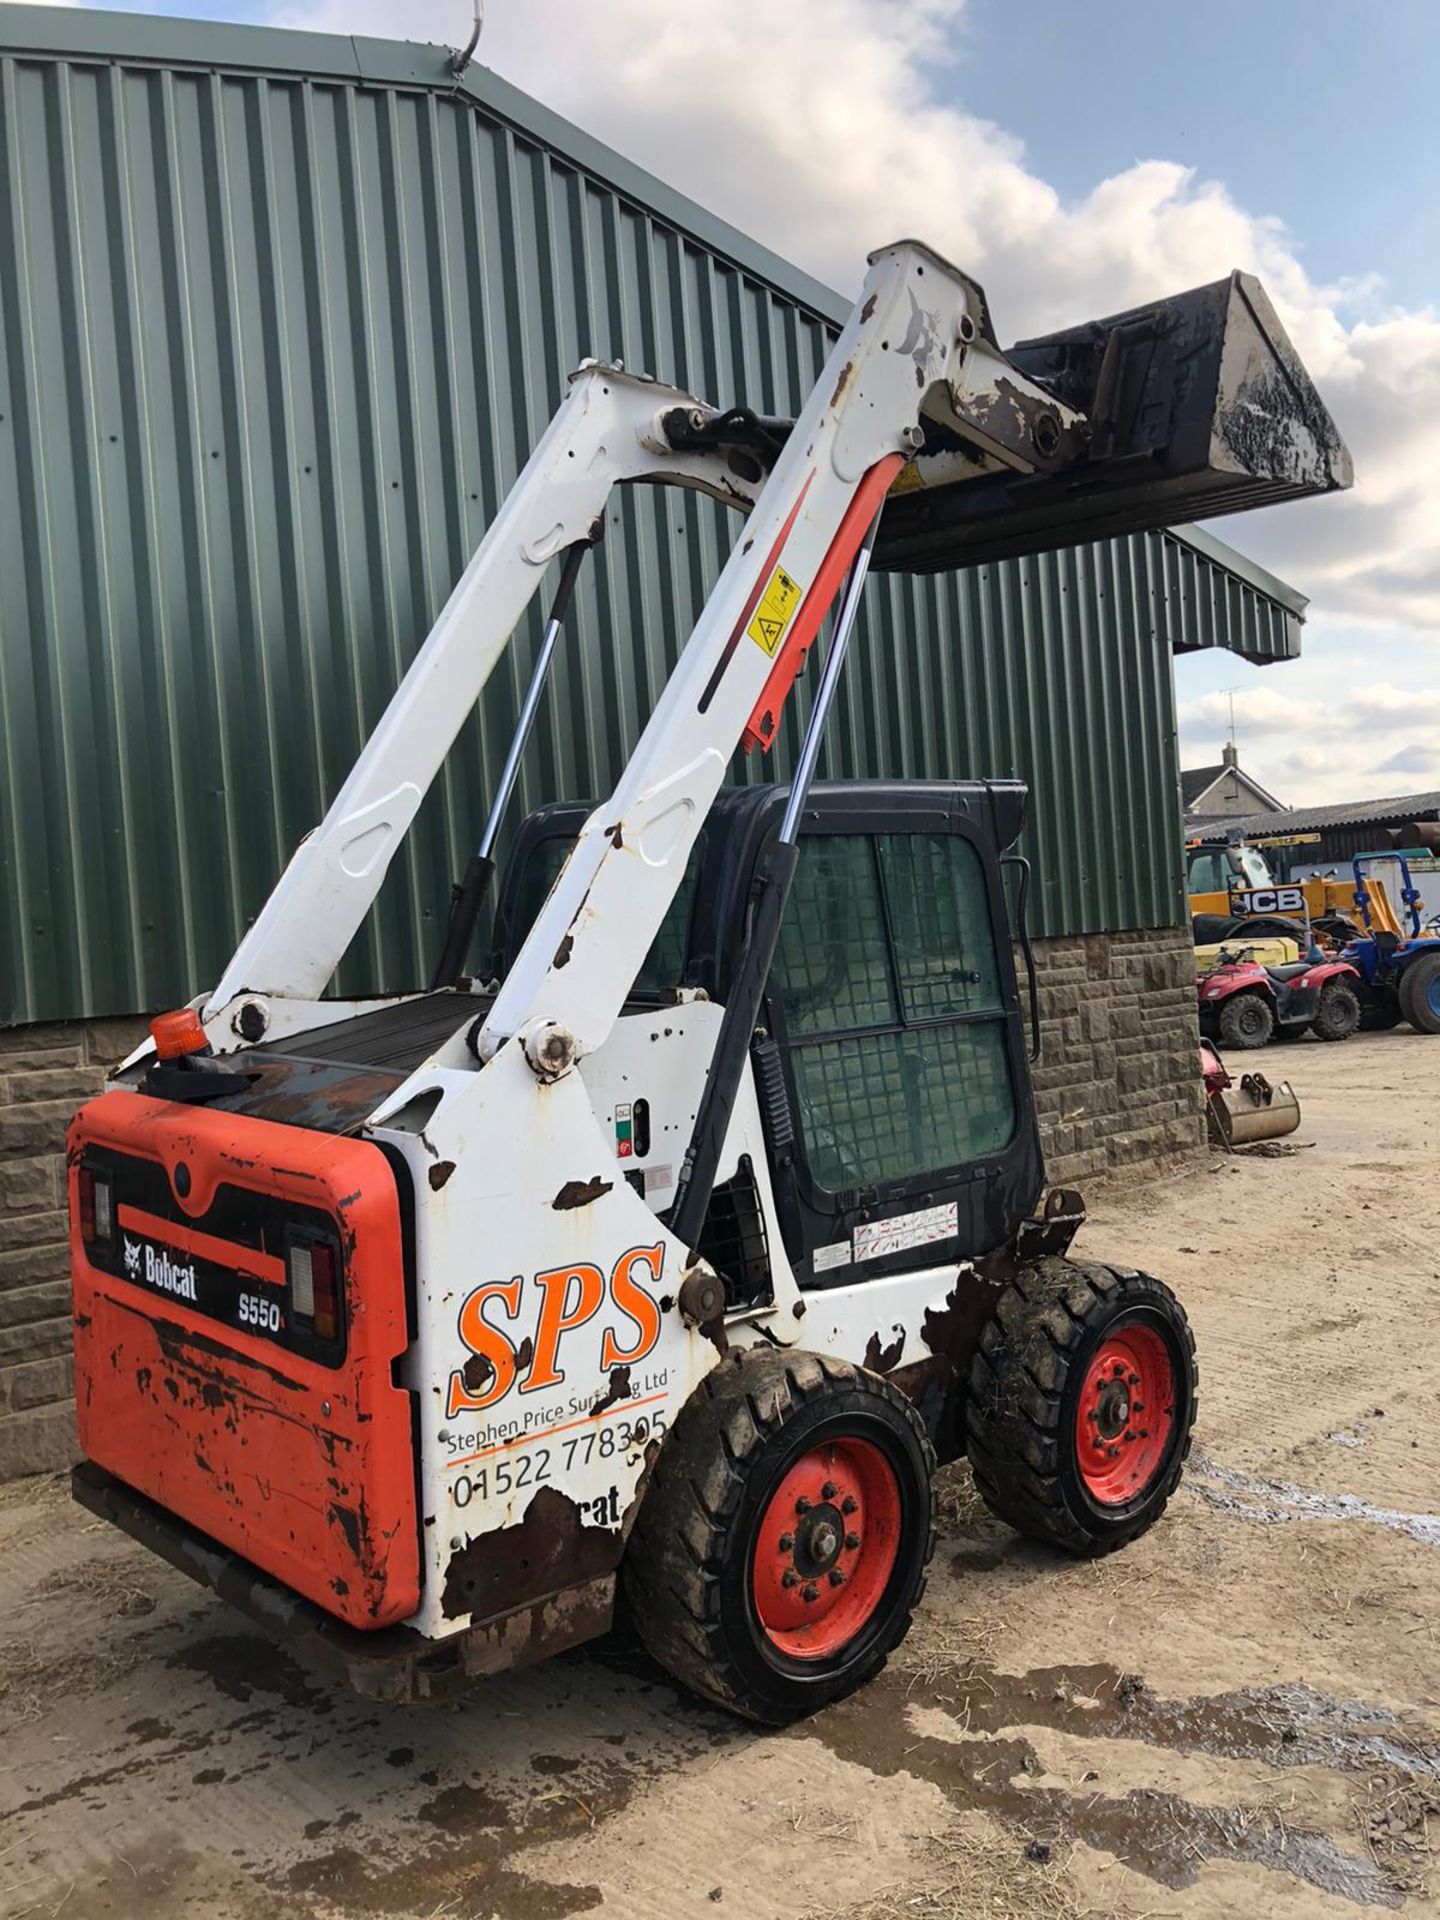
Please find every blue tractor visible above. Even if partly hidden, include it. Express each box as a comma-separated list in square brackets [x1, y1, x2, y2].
[1339, 853, 1440, 1033]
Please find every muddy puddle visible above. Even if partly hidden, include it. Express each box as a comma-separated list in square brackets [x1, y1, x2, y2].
[811, 1658, 1440, 1909]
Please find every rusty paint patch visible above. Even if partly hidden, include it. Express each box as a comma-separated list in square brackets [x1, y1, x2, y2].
[328, 1502, 362, 1558]
[441, 1485, 627, 1621]
[552, 1174, 613, 1211]
[461, 1351, 494, 1396]
[428, 1160, 456, 1192]
[830, 359, 855, 409]
[861, 292, 877, 322]
[863, 1326, 904, 1374]
[554, 932, 573, 969]
[590, 1365, 631, 1416]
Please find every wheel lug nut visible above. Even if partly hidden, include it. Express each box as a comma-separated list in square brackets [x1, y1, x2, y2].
[821, 1481, 838, 1500]
[844, 1531, 861, 1550]
[802, 1582, 819, 1604]
[795, 1495, 811, 1514]
[1128, 1372, 1140, 1386]
[781, 1569, 799, 1589]
[828, 1568, 846, 1587]
[841, 1496, 858, 1515]
[778, 1532, 794, 1551]
[1124, 1429, 1136, 1442]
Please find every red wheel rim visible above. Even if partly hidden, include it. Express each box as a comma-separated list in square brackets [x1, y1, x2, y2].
[1074, 1322, 1177, 1506]
[751, 1437, 902, 1660]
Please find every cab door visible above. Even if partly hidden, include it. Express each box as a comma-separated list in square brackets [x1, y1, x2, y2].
[758, 791, 1044, 1284]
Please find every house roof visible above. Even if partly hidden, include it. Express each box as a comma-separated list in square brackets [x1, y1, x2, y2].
[1190, 790, 1440, 842]
[1181, 764, 1227, 807]
[1181, 761, 1286, 813]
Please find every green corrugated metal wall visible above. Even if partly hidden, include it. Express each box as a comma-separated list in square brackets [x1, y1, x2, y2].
[0, 9, 1304, 1027]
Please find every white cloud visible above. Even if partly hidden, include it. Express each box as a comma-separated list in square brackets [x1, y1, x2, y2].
[277, 0, 1438, 788]
[1178, 669, 1440, 806]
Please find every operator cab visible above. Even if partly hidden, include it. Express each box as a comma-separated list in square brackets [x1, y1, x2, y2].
[1186, 843, 1273, 894]
[492, 779, 1044, 1301]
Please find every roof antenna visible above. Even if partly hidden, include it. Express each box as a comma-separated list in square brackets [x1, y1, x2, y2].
[451, 0, 483, 78]
[1222, 684, 1241, 768]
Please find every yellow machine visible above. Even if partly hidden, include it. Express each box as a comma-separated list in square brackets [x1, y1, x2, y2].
[1193, 935, 1299, 976]
[1186, 836, 1399, 939]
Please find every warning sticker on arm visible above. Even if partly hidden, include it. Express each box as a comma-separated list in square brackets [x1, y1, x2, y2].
[746, 566, 803, 657]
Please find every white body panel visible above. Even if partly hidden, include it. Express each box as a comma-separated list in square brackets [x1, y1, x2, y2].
[144, 241, 1076, 1649]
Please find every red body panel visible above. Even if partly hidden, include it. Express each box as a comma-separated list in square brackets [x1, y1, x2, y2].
[69, 1091, 420, 1630]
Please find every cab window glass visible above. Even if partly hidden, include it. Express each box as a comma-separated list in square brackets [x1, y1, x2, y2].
[1188, 851, 1226, 893]
[774, 837, 895, 1036]
[772, 831, 1016, 1193]
[880, 833, 1002, 1017]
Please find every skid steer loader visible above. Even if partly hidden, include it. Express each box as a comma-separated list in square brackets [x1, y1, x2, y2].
[67, 242, 1349, 1724]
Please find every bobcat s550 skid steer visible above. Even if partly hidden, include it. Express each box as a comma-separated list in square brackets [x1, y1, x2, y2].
[68, 241, 1349, 1724]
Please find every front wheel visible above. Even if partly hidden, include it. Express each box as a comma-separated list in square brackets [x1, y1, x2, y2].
[966, 1259, 1197, 1556]
[623, 1349, 935, 1724]
[1312, 977, 1361, 1042]
[1399, 951, 1440, 1034]
[1217, 990, 1274, 1049]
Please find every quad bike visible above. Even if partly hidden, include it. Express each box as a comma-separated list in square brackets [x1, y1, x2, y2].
[1197, 946, 1361, 1050]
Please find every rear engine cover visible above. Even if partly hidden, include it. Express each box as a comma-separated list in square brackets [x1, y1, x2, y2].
[69, 1091, 419, 1630]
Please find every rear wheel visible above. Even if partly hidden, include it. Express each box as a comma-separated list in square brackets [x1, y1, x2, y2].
[1399, 952, 1440, 1034]
[623, 1349, 935, 1723]
[966, 1259, 1197, 1556]
[1217, 991, 1274, 1049]
[1312, 978, 1361, 1042]
[1359, 993, 1402, 1032]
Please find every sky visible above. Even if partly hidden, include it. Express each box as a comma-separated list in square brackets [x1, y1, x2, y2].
[10, 0, 1438, 807]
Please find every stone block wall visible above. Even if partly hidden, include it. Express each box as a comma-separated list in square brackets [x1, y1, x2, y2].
[0, 1017, 147, 1481]
[0, 928, 1203, 1482]
[1025, 927, 1205, 1187]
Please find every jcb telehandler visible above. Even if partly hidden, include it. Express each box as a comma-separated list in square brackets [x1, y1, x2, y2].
[68, 242, 1349, 1723]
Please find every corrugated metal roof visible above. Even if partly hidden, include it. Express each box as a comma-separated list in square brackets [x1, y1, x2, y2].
[0, 7, 1307, 1025]
[1191, 791, 1440, 842]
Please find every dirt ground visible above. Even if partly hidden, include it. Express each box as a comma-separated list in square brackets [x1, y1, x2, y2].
[2, 1027, 1437, 1920]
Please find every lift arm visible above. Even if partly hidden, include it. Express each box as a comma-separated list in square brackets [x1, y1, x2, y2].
[479, 240, 1081, 1065]
[203, 238, 1348, 1078]
[204, 365, 767, 1016]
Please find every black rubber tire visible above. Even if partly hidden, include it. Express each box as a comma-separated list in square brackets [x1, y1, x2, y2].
[1399, 951, 1440, 1034]
[1312, 977, 1361, 1042]
[1359, 995, 1402, 1032]
[965, 1259, 1197, 1557]
[1217, 991, 1274, 1050]
[621, 1348, 935, 1724]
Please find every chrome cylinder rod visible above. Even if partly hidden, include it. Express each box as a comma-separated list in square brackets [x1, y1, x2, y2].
[778, 513, 881, 846]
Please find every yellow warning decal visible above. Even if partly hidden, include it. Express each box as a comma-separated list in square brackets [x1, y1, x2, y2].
[746, 566, 803, 658]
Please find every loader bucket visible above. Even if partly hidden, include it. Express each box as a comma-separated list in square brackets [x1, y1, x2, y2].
[1206, 1070, 1302, 1149]
[874, 270, 1352, 571]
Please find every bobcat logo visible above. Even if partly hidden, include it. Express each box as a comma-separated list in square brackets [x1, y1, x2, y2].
[123, 1238, 142, 1278]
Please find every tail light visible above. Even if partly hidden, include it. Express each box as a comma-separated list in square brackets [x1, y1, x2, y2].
[77, 1164, 114, 1246]
[288, 1236, 341, 1342]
